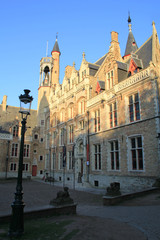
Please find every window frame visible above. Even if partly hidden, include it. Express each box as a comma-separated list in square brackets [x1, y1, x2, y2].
[94, 144, 101, 171]
[109, 102, 118, 128]
[128, 135, 144, 171]
[128, 93, 140, 123]
[11, 143, 18, 157]
[23, 144, 30, 158]
[94, 109, 100, 132]
[109, 140, 120, 171]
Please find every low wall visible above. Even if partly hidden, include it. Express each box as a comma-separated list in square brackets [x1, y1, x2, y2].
[0, 203, 77, 224]
[103, 187, 160, 205]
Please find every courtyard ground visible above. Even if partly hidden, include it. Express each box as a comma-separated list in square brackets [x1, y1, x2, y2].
[0, 179, 160, 239]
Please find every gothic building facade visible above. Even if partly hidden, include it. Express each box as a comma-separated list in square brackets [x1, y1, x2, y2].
[1, 18, 160, 192]
[34, 18, 160, 191]
[0, 95, 37, 178]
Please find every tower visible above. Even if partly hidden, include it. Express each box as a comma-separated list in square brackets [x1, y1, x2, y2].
[51, 36, 61, 87]
[37, 37, 60, 126]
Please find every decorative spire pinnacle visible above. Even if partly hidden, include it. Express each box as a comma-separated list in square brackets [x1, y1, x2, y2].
[73, 61, 76, 68]
[128, 12, 132, 32]
[52, 34, 60, 55]
[56, 32, 58, 41]
[82, 52, 86, 59]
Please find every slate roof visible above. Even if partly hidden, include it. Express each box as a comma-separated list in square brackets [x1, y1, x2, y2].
[135, 36, 152, 69]
[98, 80, 105, 90]
[124, 31, 138, 56]
[52, 39, 60, 53]
[94, 53, 108, 66]
[88, 64, 99, 70]
[0, 128, 10, 134]
[116, 61, 128, 71]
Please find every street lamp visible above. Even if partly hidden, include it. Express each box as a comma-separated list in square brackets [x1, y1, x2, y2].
[9, 89, 33, 237]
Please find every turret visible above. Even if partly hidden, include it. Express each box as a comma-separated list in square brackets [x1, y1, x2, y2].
[51, 36, 61, 86]
[124, 14, 138, 60]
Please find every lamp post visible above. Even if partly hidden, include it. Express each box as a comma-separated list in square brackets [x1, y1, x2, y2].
[9, 89, 33, 237]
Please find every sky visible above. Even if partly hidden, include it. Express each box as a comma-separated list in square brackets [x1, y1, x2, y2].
[0, 0, 160, 110]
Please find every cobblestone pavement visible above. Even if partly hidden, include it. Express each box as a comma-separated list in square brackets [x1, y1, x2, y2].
[0, 179, 160, 240]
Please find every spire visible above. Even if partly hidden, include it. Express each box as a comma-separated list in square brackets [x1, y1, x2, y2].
[124, 14, 138, 57]
[52, 34, 61, 55]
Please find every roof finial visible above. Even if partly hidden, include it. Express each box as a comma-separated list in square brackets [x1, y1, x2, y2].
[56, 32, 58, 41]
[82, 52, 86, 59]
[128, 11, 131, 23]
[128, 12, 132, 32]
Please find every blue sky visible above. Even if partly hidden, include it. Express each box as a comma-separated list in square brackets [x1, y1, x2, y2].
[0, 0, 160, 110]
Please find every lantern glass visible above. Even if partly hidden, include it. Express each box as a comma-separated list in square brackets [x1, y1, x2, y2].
[19, 89, 33, 116]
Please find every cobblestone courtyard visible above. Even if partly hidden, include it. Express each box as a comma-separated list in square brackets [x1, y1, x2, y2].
[0, 179, 160, 239]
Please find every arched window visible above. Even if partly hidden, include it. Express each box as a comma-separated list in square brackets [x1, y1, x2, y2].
[78, 99, 85, 115]
[13, 125, 19, 137]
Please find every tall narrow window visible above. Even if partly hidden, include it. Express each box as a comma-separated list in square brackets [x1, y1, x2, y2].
[110, 140, 119, 170]
[52, 131, 56, 146]
[94, 144, 101, 170]
[52, 152, 56, 169]
[69, 106, 74, 119]
[59, 152, 63, 170]
[68, 151, 73, 170]
[10, 163, 16, 171]
[107, 70, 114, 89]
[13, 125, 19, 137]
[23, 163, 29, 171]
[11, 143, 18, 157]
[109, 102, 117, 128]
[24, 144, 30, 158]
[79, 100, 85, 114]
[130, 136, 143, 170]
[69, 125, 74, 143]
[95, 109, 100, 132]
[60, 128, 65, 146]
[129, 93, 140, 122]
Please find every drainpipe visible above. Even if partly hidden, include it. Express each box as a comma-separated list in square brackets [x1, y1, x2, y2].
[86, 111, 90, 182]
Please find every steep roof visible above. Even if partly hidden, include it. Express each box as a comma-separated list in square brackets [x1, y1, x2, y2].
[135, 36, 152, 69]
[124, 16, 138, 56]
[94, 53, 108, 66]
[52, 39, 60, 54]
[124, 31, 138, 56]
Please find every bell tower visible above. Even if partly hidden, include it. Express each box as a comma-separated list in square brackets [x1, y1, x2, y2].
[37, 55, 53, 126]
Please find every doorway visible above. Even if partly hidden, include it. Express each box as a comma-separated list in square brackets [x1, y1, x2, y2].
[32, 165, 37, 176]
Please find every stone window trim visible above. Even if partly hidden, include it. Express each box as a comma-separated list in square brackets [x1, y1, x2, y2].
[125, 91, 141, 123]
[34, 133, 39, 140]
[11, 143, 19, 157]
[94, 109, 100, 133]
[127, 135, 145, 172]
[23, 163, 29, 172]
[109, 101, 118, 128]
[10, 163, 17, 171]
[12, 125, 19, 138]
[39, 155, 44, 161]
[108, 139, 120, 171]
[23, 144, 30, 158]
[107, 70, 114, 90]
[93, 144, 102, 171]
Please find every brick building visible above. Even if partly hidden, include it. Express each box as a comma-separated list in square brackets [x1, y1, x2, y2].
[34, 17, 160, 191]
[1, 17, 160, 192]
[0, 95, 37, 178]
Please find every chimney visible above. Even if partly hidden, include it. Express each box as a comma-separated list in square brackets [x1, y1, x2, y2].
[111, 31, 119, 43]
[2, 95, 7, 111]
[110, 31, 122, 61]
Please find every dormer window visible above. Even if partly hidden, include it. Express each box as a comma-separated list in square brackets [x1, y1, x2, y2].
[128, 58, 139, 76]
